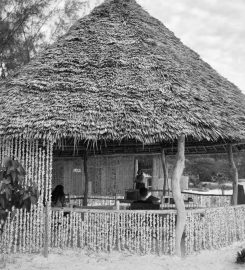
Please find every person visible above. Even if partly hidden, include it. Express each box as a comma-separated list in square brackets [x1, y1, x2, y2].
[51, 185, 66, 207]
[135, 169, 145, 189]
[138, 187, 160, 205]
[130, 187, 160, 210]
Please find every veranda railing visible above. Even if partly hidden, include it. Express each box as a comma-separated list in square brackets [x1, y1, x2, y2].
[68, 191, 232, 209]
[1, 205, 245, 256]
[181, 191, 232, 208]
[185, 205, 245, 254]
[66, 194, 124, 207]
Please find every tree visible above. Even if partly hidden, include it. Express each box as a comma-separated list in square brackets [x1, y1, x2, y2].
[228, 144, 238, 205]
[171, 134, 186, 256]
[0, 0, 50, 73]
[185, 157, 216, 182]
[185, 156, 231, 185]
[0, 0, 90, 78]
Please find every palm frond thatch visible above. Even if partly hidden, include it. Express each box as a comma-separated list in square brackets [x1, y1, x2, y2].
[0, 0, 245, 144]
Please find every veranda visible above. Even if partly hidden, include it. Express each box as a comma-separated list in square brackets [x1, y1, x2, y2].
[0, 137, 245, 257]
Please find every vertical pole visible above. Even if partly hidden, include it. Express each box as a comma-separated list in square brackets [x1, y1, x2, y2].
[133, 158, 138, 189]
[227, 144, 238, 205]
[161, 148, 168, 196]
[43, 205, 49, 257]
[171, 134, 186, 256]
[83, 151, 89, 206]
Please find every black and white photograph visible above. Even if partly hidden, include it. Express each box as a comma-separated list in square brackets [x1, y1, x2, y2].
[0, 0, 245, 269]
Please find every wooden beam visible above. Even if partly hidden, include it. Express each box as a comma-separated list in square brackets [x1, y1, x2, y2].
[222, 145, 227, 152]
[227, 144, 238, 205]
[171, 134, 186, 256]
[161, 148, 169, 196]
[133, 158, 138, 189]
[83, 151, 89, 206]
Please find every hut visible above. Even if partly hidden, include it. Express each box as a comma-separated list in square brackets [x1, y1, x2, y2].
[1, 0, 245, 255]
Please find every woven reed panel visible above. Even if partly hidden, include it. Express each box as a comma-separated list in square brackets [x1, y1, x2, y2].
[88, 157, 102, 195]
[88, 155, 134, 195]
[70, 158, 84, 195]
[53, 158, 84, 195]
[118, 156, 134, 194]
[52, 160, 65, 189]
[53, 155, 138, 196]
[105, 156, 118, 195]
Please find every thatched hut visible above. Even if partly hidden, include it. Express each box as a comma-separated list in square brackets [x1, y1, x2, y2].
[1, 0, 245, 255]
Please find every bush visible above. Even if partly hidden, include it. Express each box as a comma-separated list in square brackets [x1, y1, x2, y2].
[236, 248, 245, 264]
[0, 157, 39, 233]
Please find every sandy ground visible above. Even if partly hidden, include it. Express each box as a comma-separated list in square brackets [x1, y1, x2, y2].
[1, 242, 245, 270]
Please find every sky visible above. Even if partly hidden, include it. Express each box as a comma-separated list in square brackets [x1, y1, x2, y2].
[136, 0, 245, 93]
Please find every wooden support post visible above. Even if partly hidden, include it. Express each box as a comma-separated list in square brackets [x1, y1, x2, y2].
[161, 148, 168, 196]
[171, 134, 186, 256]
[227, 144, 238, 205]
[133, 158, 138, 189]
[83, 151, 89, 206]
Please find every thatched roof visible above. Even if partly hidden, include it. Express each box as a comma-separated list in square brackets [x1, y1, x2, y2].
[0, 0, 245, 144]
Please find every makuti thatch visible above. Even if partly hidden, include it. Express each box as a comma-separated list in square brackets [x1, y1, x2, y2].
[0, 0, 245, 144]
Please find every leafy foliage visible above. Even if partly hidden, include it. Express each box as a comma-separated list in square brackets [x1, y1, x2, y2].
[236, 248, 245, 264]
[0, 0, 90, 77]
[184, 155, 233, 186]
[0, 157, 39, 232]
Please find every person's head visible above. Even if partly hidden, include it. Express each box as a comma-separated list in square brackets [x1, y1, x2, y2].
[137, 169, 143, 175]
[53, 185, 64, 194]
[139, 187, 148, 200]
[52, 185, 65, 203]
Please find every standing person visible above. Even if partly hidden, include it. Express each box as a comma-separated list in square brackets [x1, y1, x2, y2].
[135, 169, 145, 189]
[51, 185, 66, 207]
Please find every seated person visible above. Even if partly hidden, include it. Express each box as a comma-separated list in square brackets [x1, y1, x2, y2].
[139, 187, 161, 204]
[130, 187, 160, 210]
[134, 170, 145, 190]
[51, 185, 66, 207]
